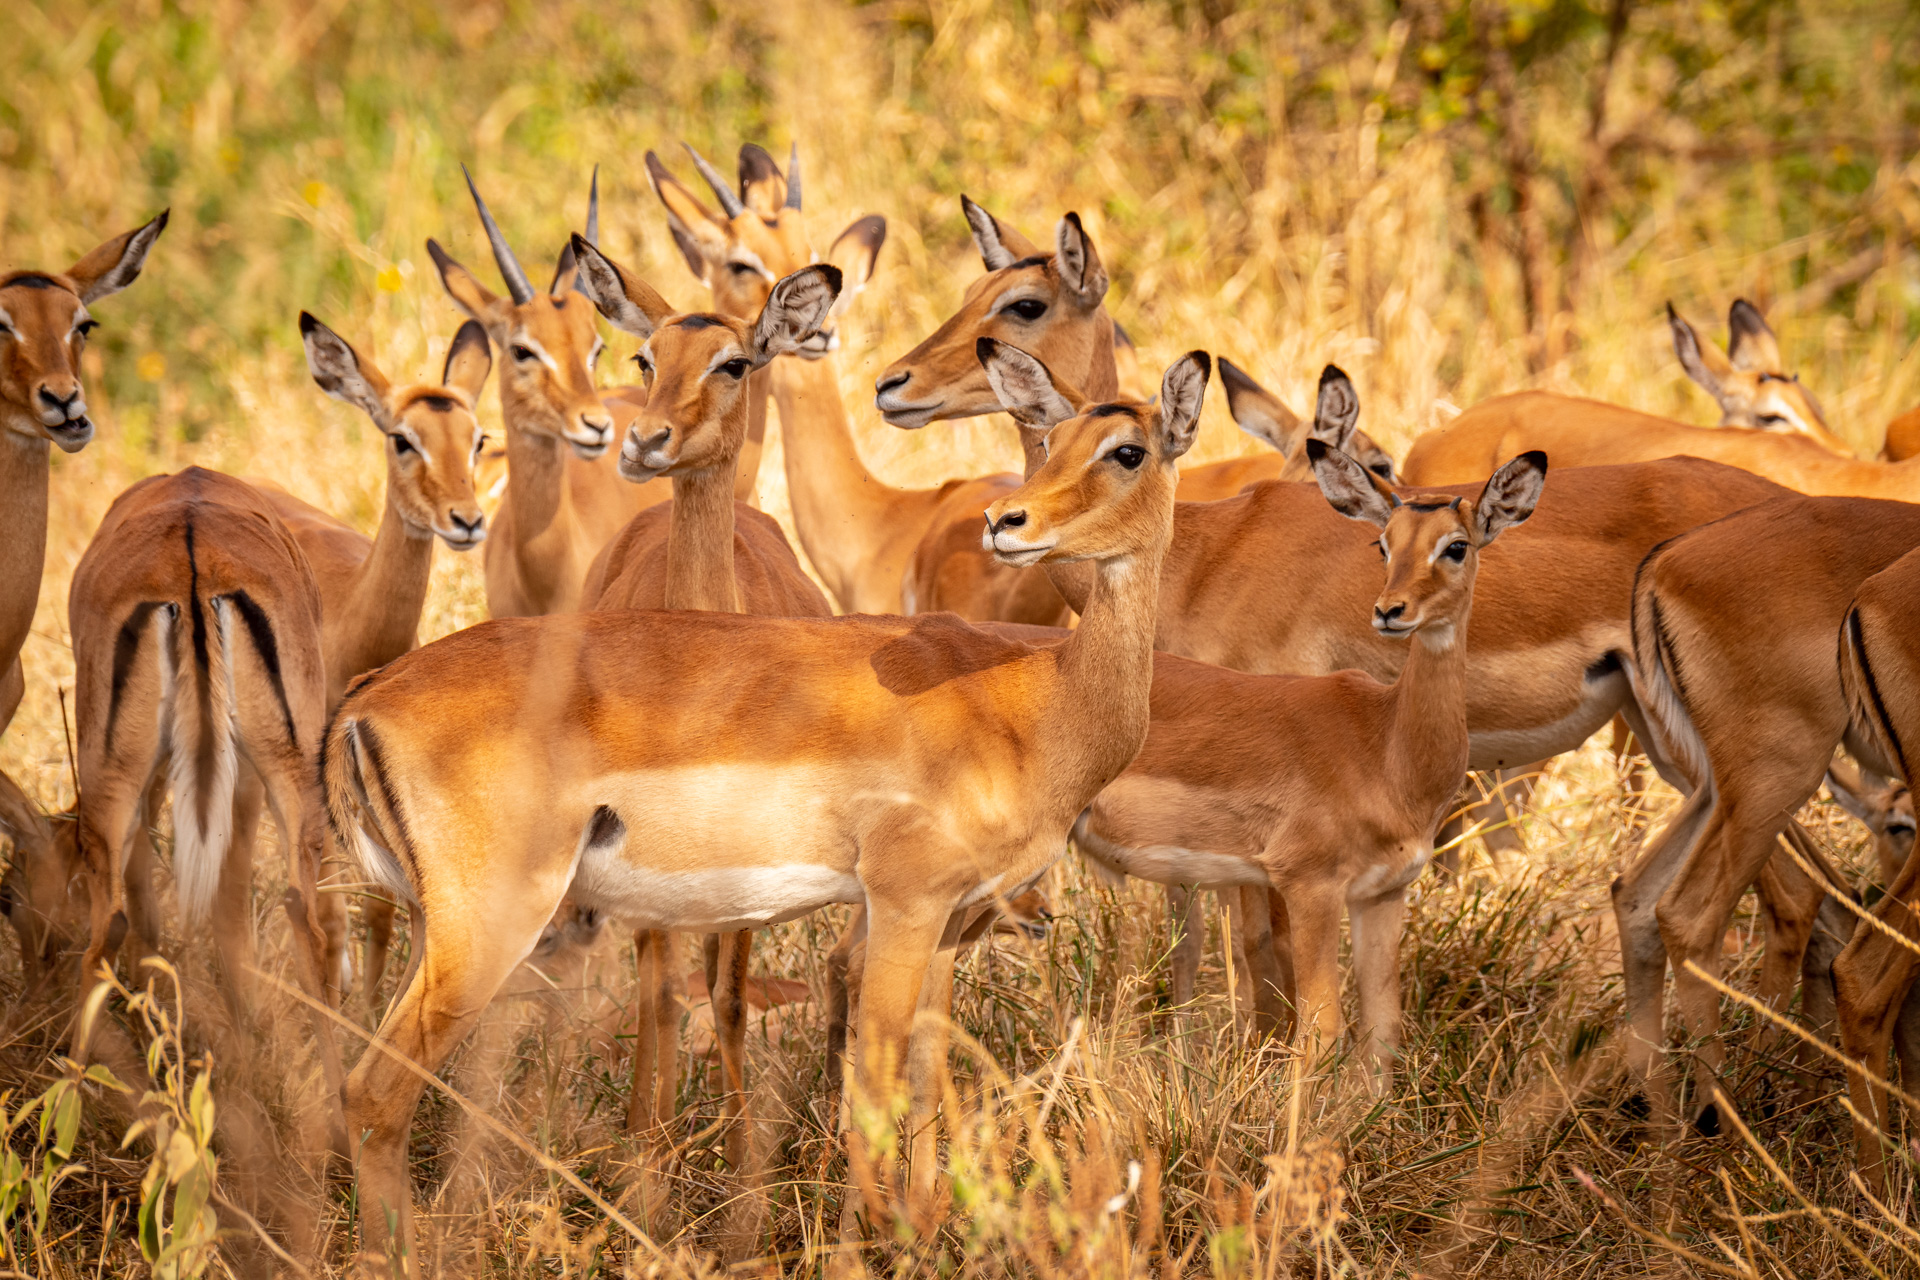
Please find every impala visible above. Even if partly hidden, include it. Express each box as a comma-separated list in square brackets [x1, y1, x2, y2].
[569, 232, 838, 1168]
[1827, 547, 1920, 1189]
[1611, 493, 1920, 1140]
[323, 348, 1209, 1265]
[1186, 356, 1398, 499]
[0, 211, 168, 979]
[65, 467, 343, 1110]
[432, 168, 662, 617]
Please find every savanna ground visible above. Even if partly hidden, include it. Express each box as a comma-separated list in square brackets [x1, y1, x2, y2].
[4, 0, 1920, 1274]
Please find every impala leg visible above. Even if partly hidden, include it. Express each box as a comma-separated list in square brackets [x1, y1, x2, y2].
[0, 656, 69, 982]
[849, 900, 953, 1221]
[906, 913, 965, 1215]
[209, 767, 265, 1018]
[710, 929, 754, 1174]
[119, 775, 168, 971]
[1266, 889, 1297, 1039]
[1832, 845, 1920, 1194]
[1166, 885, 1201, 1012]
[1349, 888, 1407, 1086]
[76, 771, 148, 1010]
[1279, 880, 1344, 1065]
[825, 907, 868, 1112]
[1611, 787, 1716, 1124]
[1609, 715, 1649, 827]
[362, 895, 397, 1018]
[349, 897, 556, 1273]
[626, 929, 681, 1136]
[1239, 886, 1286, 1039]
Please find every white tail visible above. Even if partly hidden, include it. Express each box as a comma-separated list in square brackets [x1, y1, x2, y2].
[163, 595, 243, 924]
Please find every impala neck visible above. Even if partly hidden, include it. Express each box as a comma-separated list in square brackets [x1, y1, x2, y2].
[1048, 532, 1167, 795]
[0, 432, 50, 669]
[1081, 312, 1120, 402]
[772, 355, 895, 606]
[666, 445, 743, 615]
[332, 484, 435, 680]
[1387, 601, 1472, 796]
[499, 381, 580, 597]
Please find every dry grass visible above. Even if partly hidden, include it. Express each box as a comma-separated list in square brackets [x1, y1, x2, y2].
[4, 0, 1920, 1274]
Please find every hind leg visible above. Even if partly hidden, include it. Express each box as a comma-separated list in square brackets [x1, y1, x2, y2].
[1166, 885, 1201, 1012]
[709, 930, 754, 1174]
[825, 908, 868, 1112]
[362, 895, 398, 1018]
[208, 767, 264, 1018]
[625, 930, 681, 1136]
[0, 656, 65, 980]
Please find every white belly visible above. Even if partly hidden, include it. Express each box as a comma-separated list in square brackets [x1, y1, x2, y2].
[1082, 840, 1269, 889]
[574, 856, 863, 932]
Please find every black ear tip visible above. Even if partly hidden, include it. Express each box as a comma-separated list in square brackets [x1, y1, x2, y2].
[153, 209, 171, 230]
[818, 263, 845, 290]
[1304, 438, 1329, 462]
[297, 310, 319, 335]
[1063, 210, 1084, 228]
[569, 231, 591, 253]
[1665, 300, 1680, 321]
[1523, 449, 1549, 473]
[1188, 351, 1212, 381]
[975, 336, 1000, 362]
[1320, 363, 1350, 387]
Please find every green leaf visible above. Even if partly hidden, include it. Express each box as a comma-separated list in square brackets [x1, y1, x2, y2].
[138, 1171, 165, 1261]
[188, 1071, 214, 1139]
[52, 1083, 81, 1161]
[85, 1063, 130, 1093]
[172, 1162, 210, 1250]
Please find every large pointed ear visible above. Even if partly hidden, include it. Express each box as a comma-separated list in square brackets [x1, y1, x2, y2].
[1218, 357, 1301, 453]
[1054, 212, 1109, 307]
[1669, 302, 1731, 400]
[66, 210, 169, 304]
[1726, 299, 1782, 373]
[961, 195, 1041, 271]
[1472, 451, 1547, 545]
[750, 265, 843, 366]
[570, 235, 676, 339]
[976, 337, 1083, 428]
[737, 143, 788, 218]
[1308, 438, 1396, 528]
[428, 239, 504, 326]
[646, 150, 733, 281]
[300, 311, 393, 426]
[827, 215, 886, 314]
[1306, 364, 1361, 452]
[442, 320, 492, 401]
[1155, 351, 1210, 461]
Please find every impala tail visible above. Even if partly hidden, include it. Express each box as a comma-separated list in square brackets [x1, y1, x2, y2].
[1627, 548, 1711, 791]
[323, 704, 418, 908]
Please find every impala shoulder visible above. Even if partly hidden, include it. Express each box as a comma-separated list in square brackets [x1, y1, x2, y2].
[867, 611, 1040, 697]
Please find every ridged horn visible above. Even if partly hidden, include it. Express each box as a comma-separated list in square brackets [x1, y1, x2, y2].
[461, 164, 534, 304]
[682, 142, 745, 219]
[584, 164, 600, 245]
[785, 141, 802, 211]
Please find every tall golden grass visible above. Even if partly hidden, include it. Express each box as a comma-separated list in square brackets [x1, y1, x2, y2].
[4, 0, 1920, 1274]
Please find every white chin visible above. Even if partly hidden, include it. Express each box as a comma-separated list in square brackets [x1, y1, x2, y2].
[993, 546, 1050, 568]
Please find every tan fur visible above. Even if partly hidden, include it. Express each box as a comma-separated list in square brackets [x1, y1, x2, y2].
[323, 352, 1206, 1264]
[1610, 494, 1920, 1144]
[1879, 404, 1920, 462]
[0, 212, 167, 980]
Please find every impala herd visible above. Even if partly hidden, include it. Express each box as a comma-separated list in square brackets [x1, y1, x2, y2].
[7, 142, 1920, 1266]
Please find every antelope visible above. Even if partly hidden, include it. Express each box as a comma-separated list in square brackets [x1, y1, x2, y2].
[567, 232, 839, 1164]
[1831, 547, 1920, 1189]
[1399, 302, 1888, 488]
[1181, 357, 1398, 499]
[432, 168, 662, 617]
[285, 312, 490, 999]
[322, 347, 1209, 1265]
[1610, 493, 1920, 1141]
[1879, 405, 1920, 462]
[1825, 758, 1914, 889]
[64, 467, 344, 1111]
[0, 211, 168, 979]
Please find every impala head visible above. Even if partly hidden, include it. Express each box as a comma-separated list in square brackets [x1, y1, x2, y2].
[0, 211, 167, 453]
[647, 142, 885, 356]
[1219, 358, 1398, 483]
[1312, 442, 1546, 646]
[570, 233, 841, 483]
[876, 198, 1116, 429]
[1668, 299, 1836, 445]
[428, 167, 614, 458]
[0, 810, 81, 983]
[978, 338, 1207, 567]
[1826, 759, 1915, 885]
[300, 312, 490, 549]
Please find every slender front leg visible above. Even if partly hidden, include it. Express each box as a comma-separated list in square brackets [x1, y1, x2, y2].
[1166, 885, 1201, 1012]
[1349, 888, 1408, 1085]
[1279, 880, 1345, 1063]
[710, 930, 754, 1174]
[825, 907, 869, 1111]
[907, 912, 966, 1214]
[626, 929, 681, 1136]
[1238, 885, 1286, 1038]
[1832, 842, 1920, 1193]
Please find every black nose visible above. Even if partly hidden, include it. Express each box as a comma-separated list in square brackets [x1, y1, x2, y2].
[875, 370, 911, 396]
[451, 512, 483, 536]
[38, 387, 77, 412]
[989, 510, 1027, 535]
[635, 427, 670, 453]
[1375, 603, 1405, 626]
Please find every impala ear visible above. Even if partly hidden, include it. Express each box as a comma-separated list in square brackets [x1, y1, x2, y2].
[646, 150, 732, 282]
[1670, 301, 1731, 400]
[1155, 351, 1210, 461]
[1727, 298, 1782, 373]
[1054, 212, 1110, 307]
[300, 311, 393, 426]
[1307, 365, 1361, 452]
[1308, 438, 1396, 528]
[751, 265, 842, 366]
[570, 234, 677, 339]
[1218, 357, 1301, 454]
[827, 215, 886, 314]
[428, 239, 504, 328]
[442, 320, 492, 400]
[962, 195, 1041, 272]
[1474, 451, 1547, 545]
[737, 143, 788, 218]
[66, 210, 169, 304]
[977, 337, 1082, 428]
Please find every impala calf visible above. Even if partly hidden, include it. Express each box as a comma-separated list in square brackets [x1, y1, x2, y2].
[0, 211, 168, 979]
[1179, 357, 1398, 500]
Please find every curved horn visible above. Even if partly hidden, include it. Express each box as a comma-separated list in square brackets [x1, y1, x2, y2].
[682, 143, 746, 219]
[584, 164, 600, 246]
[785, 141, 802, 211]
[461, 164, 534, 304]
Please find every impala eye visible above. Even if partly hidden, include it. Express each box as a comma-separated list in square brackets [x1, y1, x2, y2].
[719, 358, 751, 379]
[1442, 540, 1468, 562]
[634, 353, 653, 376]
[390, 434, 415, 456]
[472, 433, 489, 457]
[728, 262, 760, 276]
[1378, 540, 1389, 560]
[511, 344, 537, 363]
[1108, 444, 1145, 469]
[1006, 299, 1048, 322]
[75, 319, 99, 338]
[1758, 413, 1788, 427]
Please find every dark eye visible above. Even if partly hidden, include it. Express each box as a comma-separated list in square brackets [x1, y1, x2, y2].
[1006, 299, 1048, 322]
[719, 358, 751, 379]
[1443, 540, 1468, 562]
[728, 262, 760, 276]
[389, 434, 414, 456]
[1369, 464, 1394, 481]
[1758, 413, 1787, 427]
[633, 353, 653, 376]
[472, 433, 489, 456]
[75, 319, 99, 338]
[511, 344, 537, 363]
[1108, 444, 1145, 469]
[1378, 541, 1389, 560]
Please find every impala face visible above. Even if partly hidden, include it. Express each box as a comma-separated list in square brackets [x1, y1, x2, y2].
[0, 212, 168, 453]
[980, 340, 1208, 566]
[1669, 298, 1837, 444]
[876, 199, 1111, 429]
[1311, 440, 1547, 647]
[300, 312, 490, 550]
[647, 143, 885, 359]
[567, 234, 842, 483]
